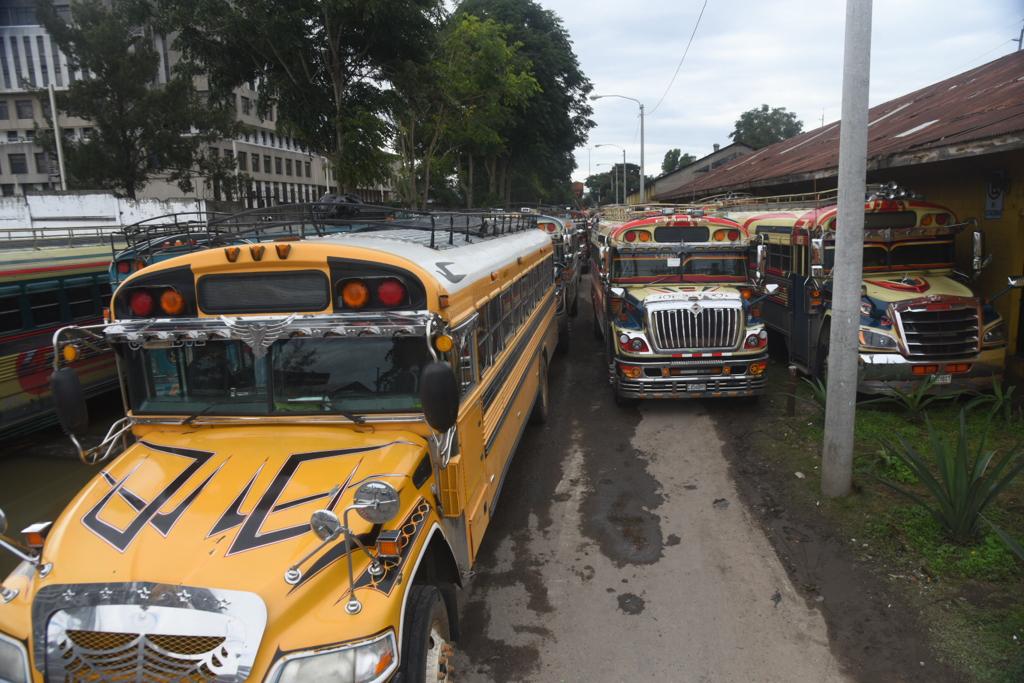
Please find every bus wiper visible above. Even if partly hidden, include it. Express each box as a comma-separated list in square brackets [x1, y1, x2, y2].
[181, 401, 236, 425]
[337, 409, 367, 425]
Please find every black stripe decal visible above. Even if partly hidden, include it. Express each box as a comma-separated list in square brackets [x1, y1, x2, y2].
[486, 344, 542, 454]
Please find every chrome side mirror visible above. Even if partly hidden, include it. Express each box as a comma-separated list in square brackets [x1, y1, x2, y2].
[765, 283, 780, 295]
[972, 230, 992, 277]
[0, 508, 6, 535]
[310, 509, 342, 541]
[353, 481, 401, 525]
[1008, 275, 1024, 288]
[810, 238, 825, 268]
[755, 244, 767, 285]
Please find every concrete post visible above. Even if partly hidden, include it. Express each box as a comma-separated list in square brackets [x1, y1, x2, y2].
[822, 0, 873, 498]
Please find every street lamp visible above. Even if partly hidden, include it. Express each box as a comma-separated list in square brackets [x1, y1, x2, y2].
[595, 143, 626, 205]
[590, 94, 645, 204]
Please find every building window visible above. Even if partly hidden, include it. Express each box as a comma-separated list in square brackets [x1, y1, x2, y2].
[237, 151, 247, 171]
[274, 157, 282, 175]
[264, 155, 271, 173]
[251, 154, 260, 173]
[305, 161, 311, 178]
[34, 152, 48, 174]
[260, 131, 267, 145]
[8, 153, 27, 174]
[0, 101, 7, 119]
[285, 158, 292, 176]
[0, 184, 12, 196]
[15, 99, 32, 119]
[209, 146, 219, 159]
[6, 131, 15, 142]
[240, 96, 252, 116]
[269, 133, 275, 147]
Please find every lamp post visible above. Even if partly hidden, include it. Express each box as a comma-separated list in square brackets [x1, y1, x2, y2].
[595, 143, 627, 205]
[591, 94, 645, 204]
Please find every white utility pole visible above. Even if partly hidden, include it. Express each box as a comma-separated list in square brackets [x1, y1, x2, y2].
[822, 0, 873, 498]
[639, 102, 645, 204]
[48, 84, 67, 191]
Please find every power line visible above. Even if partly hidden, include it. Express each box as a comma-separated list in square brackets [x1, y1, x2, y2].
[649, 0, 709, 116]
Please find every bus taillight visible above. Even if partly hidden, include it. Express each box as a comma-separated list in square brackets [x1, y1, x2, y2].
[129, 290, 155, 317]
[377, 278, 407, 307]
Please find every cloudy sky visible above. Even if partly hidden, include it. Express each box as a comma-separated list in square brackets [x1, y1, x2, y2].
[539, 0, 1022, 182]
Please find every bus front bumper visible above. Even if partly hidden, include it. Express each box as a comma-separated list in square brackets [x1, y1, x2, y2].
[613, 354, 768, 399]
[857, 348, 1005, 395]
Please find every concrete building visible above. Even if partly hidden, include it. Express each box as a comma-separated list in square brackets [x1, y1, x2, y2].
[0, 1, 393, 205]
[669, 50, 1024, 370]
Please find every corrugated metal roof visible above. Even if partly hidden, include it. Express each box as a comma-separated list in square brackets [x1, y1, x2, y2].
[668, 50, 1024, 198]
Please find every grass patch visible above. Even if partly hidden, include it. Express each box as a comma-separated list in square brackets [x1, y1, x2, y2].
[754, 375, 1024, 682]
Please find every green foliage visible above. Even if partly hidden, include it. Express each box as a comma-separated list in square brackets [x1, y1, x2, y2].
[157, 0, 442, 192]
[660, 148, 695, 175]
[873, 376, 961, 419]
[877, 410, 1024, 545]
[967, 377, 1018, 425]
[728, 104, 803, 149]
[37, 0, 237, 198]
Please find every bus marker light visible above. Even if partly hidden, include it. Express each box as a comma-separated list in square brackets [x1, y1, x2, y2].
[341, 280, 370, 309]
[439, 295, 450, 309]
[160, 289, 185, 315]
[620, 364, 642, 379]
[376, 530, 402, 560]
[116, 261, 131, 274]
[624, 231, 637, 242]
[225, 247, 241, 262]
[62, 345, 79, 363]
[434, 335, 454, 353]
[133, 259, 145, 272]
[748, 361, 768, 376]
[249, 245, 266, 261]
[637, 231, 651, 242]
[912, 365, 939, 375]
[945, 363, 971, 374]
[275, 243, 292, 259]
[129, 290, 154, 317]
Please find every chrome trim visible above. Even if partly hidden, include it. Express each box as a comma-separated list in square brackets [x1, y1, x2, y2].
[263, 630, 398, 683]
[32, 582, 267, 681]
[0, 631, 30, 683]
[890, 296, 980, 361]
[645, 299, 744, 352]
[130, 413, 426, 426]
[857, 348, 1004, 395]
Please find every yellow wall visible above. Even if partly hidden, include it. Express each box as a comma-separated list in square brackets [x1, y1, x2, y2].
[875, 150, 1024, 364]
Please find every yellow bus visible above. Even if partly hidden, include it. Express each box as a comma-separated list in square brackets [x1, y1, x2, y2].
[0, 211, 557, 682]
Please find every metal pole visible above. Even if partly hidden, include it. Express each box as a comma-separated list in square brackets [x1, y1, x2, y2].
[621, 150, 626, 205]
[48, 84, 67, 191]
[639, 103, 645, 204]
[822, 0, 872, 498]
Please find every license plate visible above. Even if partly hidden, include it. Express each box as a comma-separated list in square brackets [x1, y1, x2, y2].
[933, 374, 952, 385]
[688, 383, 708, 392]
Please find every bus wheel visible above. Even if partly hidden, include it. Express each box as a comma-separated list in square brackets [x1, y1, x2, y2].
[530, 357, 550, 424]
[815, 322, 830, 382]
[399, 585, 454, 683]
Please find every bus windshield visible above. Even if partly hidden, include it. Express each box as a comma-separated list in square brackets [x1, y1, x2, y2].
[824, 240, 954, 272]
[124, 337, 430, 416]
[612, 253, 747, 283]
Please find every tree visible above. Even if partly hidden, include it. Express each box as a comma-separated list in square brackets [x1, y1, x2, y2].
[36, 0, 237, 199]
[157, 0, 443, 192]
[454, 0, 594, 206]
[729, 104, 803, 149]
[661, 148, 696, 174]
[390, 14, 538, 208]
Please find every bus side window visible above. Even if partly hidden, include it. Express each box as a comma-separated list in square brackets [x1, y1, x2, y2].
[27, 283, 62, 327]
[0, 291, 22, 333]
[452, 318, 478, 395]
[767, 243, 791, 275]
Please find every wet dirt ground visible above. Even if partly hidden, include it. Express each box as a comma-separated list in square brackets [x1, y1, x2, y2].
[0, 278, 953, 681]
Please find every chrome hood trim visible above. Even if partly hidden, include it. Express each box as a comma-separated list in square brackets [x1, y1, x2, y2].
[32, 582, 267, 682]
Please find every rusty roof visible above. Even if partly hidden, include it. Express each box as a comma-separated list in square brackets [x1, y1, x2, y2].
[668, 50, 1024, 199]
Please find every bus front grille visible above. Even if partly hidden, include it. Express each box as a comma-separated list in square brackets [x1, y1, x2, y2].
[895, 302, 980, 360]
[648, 306, 743, 352]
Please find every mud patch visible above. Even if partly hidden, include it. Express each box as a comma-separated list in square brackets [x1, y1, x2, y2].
[616, 592, 645, 615]
[459, 600, 541, 682]
[666, 533, 681, 546]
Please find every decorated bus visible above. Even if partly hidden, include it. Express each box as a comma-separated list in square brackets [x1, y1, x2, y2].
[537, 214, 581, 353]
[0, 211, 557, 682]
[591, 211, 774, 402]
[725, 184, 1020, 393]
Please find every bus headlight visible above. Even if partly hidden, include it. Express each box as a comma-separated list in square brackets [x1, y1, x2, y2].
[983, 323, 1006, 347]
[859, 329, 898, 350]
[0, 633, 30, 683]
[269, 630, 397, 683]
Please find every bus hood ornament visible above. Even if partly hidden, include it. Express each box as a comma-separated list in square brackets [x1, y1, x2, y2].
[221, 315, 295, 358]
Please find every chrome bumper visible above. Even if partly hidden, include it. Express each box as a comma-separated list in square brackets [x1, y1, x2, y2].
[613, 354, 768, 399]
[857, 348, 1005, 394]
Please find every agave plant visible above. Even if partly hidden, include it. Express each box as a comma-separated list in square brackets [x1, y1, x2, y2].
[874, 375, 961, 419]
[878, 409, 1024, 545]
[966, 376, 1018, 425]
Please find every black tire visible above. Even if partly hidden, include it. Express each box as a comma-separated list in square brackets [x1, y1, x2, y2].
[530, 357, 550, 424]
[814, 322, 830, 382]
[398, 585, 454, 683]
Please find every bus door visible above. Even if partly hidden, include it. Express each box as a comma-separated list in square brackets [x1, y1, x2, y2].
[788, 273, 813, 367]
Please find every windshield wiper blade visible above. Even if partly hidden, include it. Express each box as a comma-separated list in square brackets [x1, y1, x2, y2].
[337, 409, 366, 425]
[181, 401, 234, 426]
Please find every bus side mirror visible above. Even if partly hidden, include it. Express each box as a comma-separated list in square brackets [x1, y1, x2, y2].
[755, 244, 767, 285]
[1009, 275, 1024, 288]
[50, 367, 88, 437]
[972, 230, 992, 277]
[420, 362, 459, 433]
[810, 238, 826, 279]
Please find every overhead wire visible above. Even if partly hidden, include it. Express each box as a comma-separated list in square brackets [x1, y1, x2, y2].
[649, 0, 709, 116]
